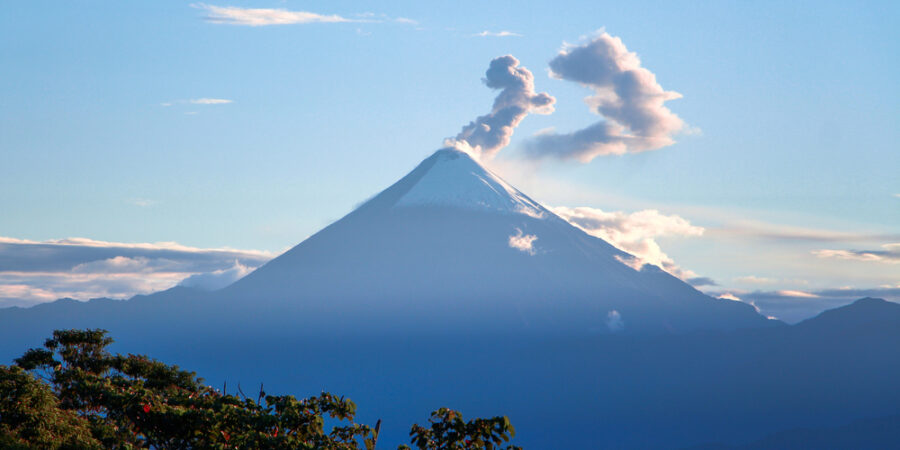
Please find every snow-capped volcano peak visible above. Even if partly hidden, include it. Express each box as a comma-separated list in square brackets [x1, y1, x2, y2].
[219, 146, 772, 335]
[392, 148, 546, 217]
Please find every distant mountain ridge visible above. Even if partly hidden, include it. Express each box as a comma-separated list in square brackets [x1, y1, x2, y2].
[795, 297, 900, 330]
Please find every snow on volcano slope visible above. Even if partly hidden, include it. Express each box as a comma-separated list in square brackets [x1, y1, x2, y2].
[220, 147, 771, 334]
[394, 149, 545, 217]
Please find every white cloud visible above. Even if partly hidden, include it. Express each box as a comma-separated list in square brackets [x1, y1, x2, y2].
[474, 30, 522, 37]
[0, 236, 273, 257]
[508, 228, 538, 255]
[128, 198, 157, 207]
[0, 284, 60, 304]
[354, 12, 418, 25]
[72, 256, 155, 274]
[0, 270, 189, 307]
[615, 254, 644, 271]
[776, 290, 819, 298]
[190, 98, 233, 105]
[524, 31, 686, 162]
[193, 3, 353, 26]
[0, 236, 275, 307]
[178, 260, 255, 291]
[160, 98, 233, 109]
[813, 243, 900, 264]
[735, 275, 778, 285]
[709, 220, 900, 244]
[552, 206, 703, 279]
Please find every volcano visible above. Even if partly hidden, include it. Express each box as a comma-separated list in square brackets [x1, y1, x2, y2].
[7, 150, 899, 449]
[218, 148, 770, 334]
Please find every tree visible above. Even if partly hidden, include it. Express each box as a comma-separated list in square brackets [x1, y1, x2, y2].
[0, 365, 99, 449]
[11, 329, 378, 449]
[2, 329, 521, 450]
[401, 408, 520, 450]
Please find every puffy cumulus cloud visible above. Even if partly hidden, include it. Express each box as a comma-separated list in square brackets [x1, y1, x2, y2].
[551, 206, 703, 279]
[813, 243, 900, 264]
[192, 3, 353, 26]
[446, 55, 555, 159]
[0, 236, 274, 308]
[508, 229, 538, 255]
[524, 32, 685, 162]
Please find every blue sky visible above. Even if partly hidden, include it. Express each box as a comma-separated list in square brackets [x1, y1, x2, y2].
[1, 1, 898, 320]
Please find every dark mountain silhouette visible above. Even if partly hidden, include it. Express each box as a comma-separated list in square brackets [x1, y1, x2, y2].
[794, 296, 900, 331]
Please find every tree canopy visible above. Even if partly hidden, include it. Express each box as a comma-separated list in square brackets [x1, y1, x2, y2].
[1, 329, 520, 450]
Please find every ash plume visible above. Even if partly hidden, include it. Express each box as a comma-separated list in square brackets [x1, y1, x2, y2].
[447, 55, 555, 159]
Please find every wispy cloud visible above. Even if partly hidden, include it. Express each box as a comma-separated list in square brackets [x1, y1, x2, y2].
[128, 198, 157, 208]
[161, 98, 233, 108]
[708, 220, 900, 244]
[474, 30, 522, 37]
[0, 236, 275, 307]
[0, 236, 273, 257]
[813, 243, 900, 264]
[776, 289, 819, 298]
[735, 275, 778, 285]
[190, 98, 232, 105]
[193, 3, 354, 26]
[354, 12, 419, 25]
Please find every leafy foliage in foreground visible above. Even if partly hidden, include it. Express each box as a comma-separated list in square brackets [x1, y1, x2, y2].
[400, 408, 520, 450]
[1, 329, 520, 449]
